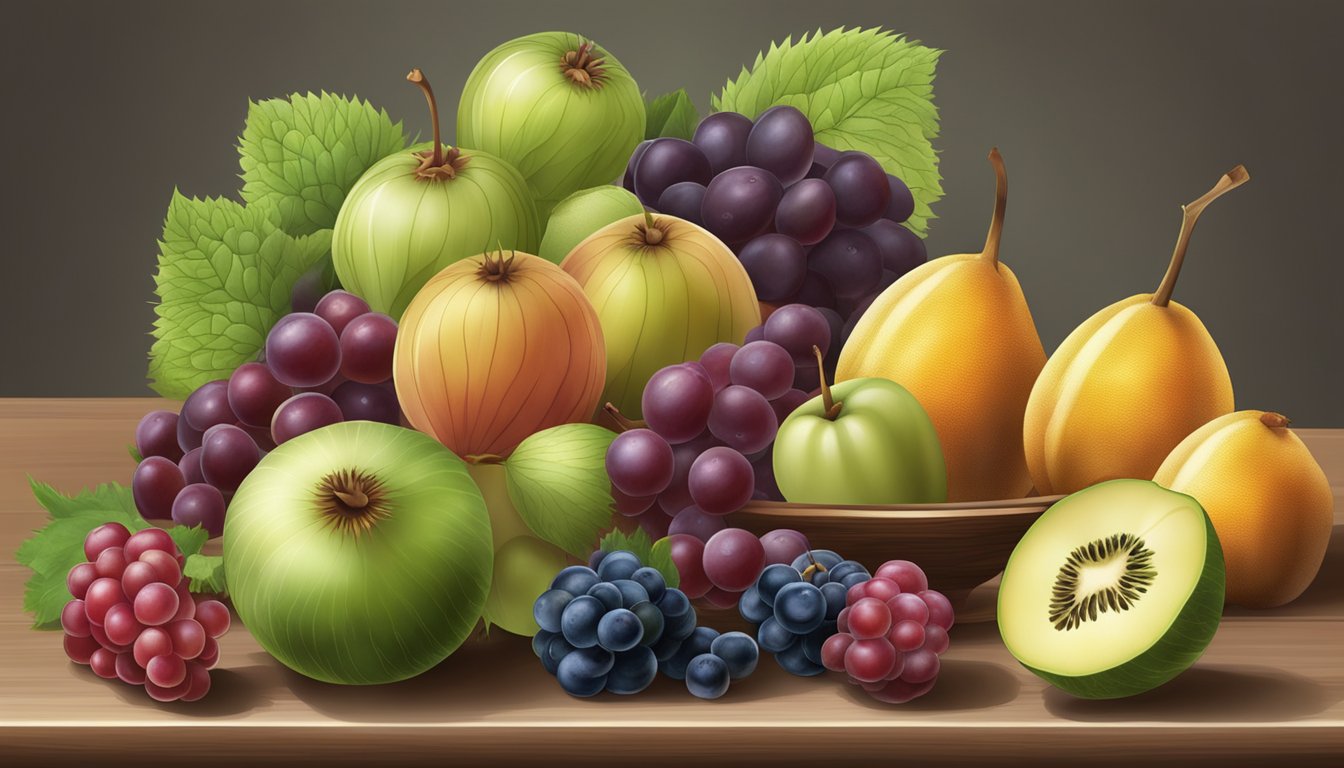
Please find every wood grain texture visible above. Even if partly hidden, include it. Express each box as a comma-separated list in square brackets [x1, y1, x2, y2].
[1, 399, 1341, 766]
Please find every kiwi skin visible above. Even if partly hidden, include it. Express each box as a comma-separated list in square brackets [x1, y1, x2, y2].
[1021, 490, 1226, 699]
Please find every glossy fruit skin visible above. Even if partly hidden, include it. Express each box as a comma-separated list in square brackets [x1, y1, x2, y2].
[457, 32, 645, 217]
[1024, 295, 1233, 495]
[560, 213, 760, 419]
[332, 143, 540, 319]
[394, 251, 606, 458]
[837, 253, 1045, 501]
[773, 378, 946, 505]
[1154, 410, 1333, 608]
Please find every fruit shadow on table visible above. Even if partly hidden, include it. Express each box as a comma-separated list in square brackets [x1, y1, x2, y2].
[104, 664, 276, 718]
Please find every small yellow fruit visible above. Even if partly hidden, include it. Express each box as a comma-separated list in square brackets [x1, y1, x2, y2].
[1024, 165, 1248, 494]
[1154, 410, 1334, 609]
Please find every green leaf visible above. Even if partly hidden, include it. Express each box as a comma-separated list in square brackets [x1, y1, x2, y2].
[18, 479, 211, 628]
[645, 89, 700, 141]
[239, 91, 406, 236]
[128, 444, 143, 463]
[713, 27, 943, 237]
[597, 529, 679, 589]
[184, 554, 226, 594]
[504, 424, 617, 558]
[147, 193, 333, 398]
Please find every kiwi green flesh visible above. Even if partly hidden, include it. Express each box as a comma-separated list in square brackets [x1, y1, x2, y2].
[998, 479, 1226, 699]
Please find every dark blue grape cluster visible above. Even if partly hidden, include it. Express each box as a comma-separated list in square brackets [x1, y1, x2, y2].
[737, 549, 870, 677]
[533, 550, 759, 699]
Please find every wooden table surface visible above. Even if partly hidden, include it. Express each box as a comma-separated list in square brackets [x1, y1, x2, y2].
[2, 399, 1341, 766]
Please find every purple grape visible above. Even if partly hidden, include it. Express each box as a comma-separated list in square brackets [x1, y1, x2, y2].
[760, 528, 809, 565]
[182, 380, 234, 433]
[132, 457, 186, 520]
[171, 483, 226, 538]
[729, 341, 795, 400]
[642, 364, 715, 444]
[136, 410, 183, 462]
[877, 269, 899, 292]
[744, 325, 765, 344]
[612, 487, 657, 517]
[763, 304, 832, 359]
[793, 355, 821, 393]
[178, 447, 204, 486]
[825, 152, 891, 227]
[331, 380, 401, 424]
[657, 181, 707, 226]
[752, 456, 783, 501]
[339, 312, 397, 384]
[701, 166, 782, 244]
[692, 112, 754, 175]
[290, 263, 329, 314]
[770, 388, 811, 425]
[789, 271, 837, 310]
[842, 294, 881, 345]
[606, 429, 676, 497]
[265, 313, 342, 388]
[236, 422, 277, 452]
[809, 229, 882, 299]
[637, 509, 672, 539]
[737, 234, 807, 302]
[314, 290, 371, 336]
[199, 424, 261, 492]
[817, 306, 844, 378]
[698, 343, 738, 392]
[668, 506, 727, 542]
[176, 410, 203, 453]
[688, 446, 755, 515]
[623, 140, 653, 193]
[227, 362, 292, 428]
[861, 219, 927, 276]
[885, 174, 915, 222]
[745, 106, 814, 185]
[707, 385, 777, 454]
[806, 143, 842, 179]
[657, 432, 719, 516]
[270, 392, 343, 444]
[775, 178, 836, 246]
[633, 138, 712, 207]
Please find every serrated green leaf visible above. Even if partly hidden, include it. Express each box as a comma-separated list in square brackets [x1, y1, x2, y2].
[147, 193, 333, 398]
[18, 479, 211, 628]
[645, 89, 700, 141]
[597, 529, 679, 588]
[239, 91, 406, 236]
[184, 554, 226, 594]
[713, 27, 943, 237]
[504, 424, 617, 558]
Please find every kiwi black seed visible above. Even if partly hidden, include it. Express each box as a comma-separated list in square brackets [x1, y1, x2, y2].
[1049, 533, 1157, 631]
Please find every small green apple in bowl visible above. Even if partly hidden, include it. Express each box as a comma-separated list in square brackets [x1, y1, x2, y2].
[774, 348, 947, 505]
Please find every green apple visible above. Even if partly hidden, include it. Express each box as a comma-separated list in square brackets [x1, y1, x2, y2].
[538, 185, 644, 264]
[773, 368, 946, 505]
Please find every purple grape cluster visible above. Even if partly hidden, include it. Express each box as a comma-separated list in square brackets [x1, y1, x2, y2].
[604, 304, 836, 546]
[131, 289, 402, 536]
[624, 107, 928, 350]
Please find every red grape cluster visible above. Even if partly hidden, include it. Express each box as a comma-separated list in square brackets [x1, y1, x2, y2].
[61, 523, 231, 702]
[605, 305, 835, 542]
[821, 560, 954, 704]
[668, 527, 811, 609]
[132, 289, 401, 536]
[625, 107, 928, 352]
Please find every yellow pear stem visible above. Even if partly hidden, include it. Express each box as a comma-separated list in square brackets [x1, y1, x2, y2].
[1260, 412, 1291, 429]
[981, 148, 1008, 269]
[641, 209, 665, 246]
[813, 345, 843, 420]
[406, 68, 443, 168]
[1151, 164, 1250, 307]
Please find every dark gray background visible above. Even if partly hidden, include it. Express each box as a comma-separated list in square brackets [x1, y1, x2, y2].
[3, 0, 1340, 424]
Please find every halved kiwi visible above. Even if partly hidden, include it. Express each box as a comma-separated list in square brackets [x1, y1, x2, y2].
[998, 479, 1225, 699]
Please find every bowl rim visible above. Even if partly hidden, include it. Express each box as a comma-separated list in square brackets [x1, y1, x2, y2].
[738, 494, 1066, 520]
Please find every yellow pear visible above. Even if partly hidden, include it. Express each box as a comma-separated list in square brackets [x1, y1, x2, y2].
[1154, 410, 1334, 608]
[1024, 165, 1247, 494]
[837, 149, 1045, 501]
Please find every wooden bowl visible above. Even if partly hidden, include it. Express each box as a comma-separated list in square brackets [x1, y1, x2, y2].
[730, 495, 1064, 606]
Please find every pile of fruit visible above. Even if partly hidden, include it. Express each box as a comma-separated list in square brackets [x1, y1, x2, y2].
[17, 24, 1333, 714]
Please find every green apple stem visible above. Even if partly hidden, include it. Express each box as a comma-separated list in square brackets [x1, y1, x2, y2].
[1151, 164, 1250, 307]
[1260, 412, 1291, 429]
[603, 403, 647, 432]
[813, 345, 843, 420]
[981, 148, 1008, 269]
[407, 68, 467, 180]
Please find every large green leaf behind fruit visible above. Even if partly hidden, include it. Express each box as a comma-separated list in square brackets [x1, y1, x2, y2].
[239, 92, 406, 236]
[713, 27, 943, 237]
